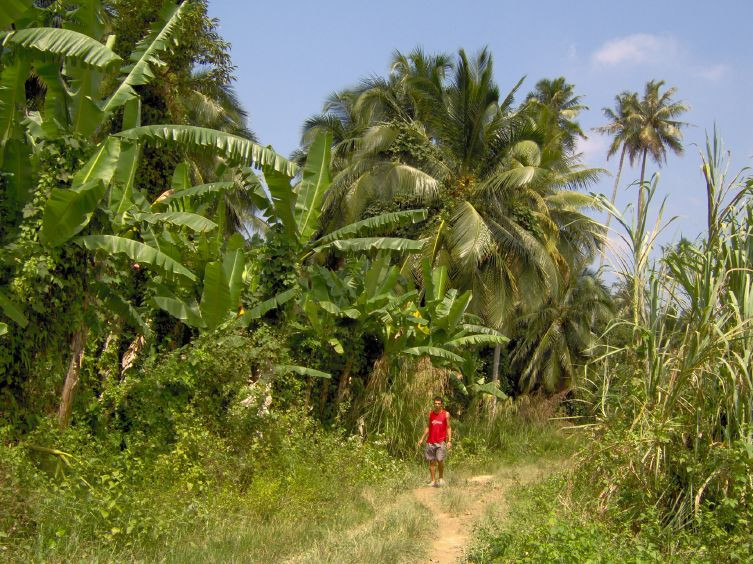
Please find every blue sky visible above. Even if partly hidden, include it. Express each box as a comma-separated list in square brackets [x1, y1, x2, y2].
[208, 0, 753, 258]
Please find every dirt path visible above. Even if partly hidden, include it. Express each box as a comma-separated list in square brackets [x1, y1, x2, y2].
[412, 464, 552, 563]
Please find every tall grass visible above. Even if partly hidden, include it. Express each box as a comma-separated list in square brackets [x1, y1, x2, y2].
[582, 133, 753, 538]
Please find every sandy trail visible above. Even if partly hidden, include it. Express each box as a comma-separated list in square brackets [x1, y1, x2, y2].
[412, 464, 551, 563]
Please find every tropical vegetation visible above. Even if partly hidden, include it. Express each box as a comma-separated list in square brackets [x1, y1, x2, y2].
[1, 1, 750, 562]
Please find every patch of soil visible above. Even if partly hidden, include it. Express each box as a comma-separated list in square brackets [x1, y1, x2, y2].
[412, 464, 552, 563]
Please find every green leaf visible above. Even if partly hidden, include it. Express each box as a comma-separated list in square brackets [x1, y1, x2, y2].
[77, 235, 197, 281]
[328, 338, 344, 354]
[200, 261, 231, 330]
[314, 237, 423, 254]
[0, 322, 7, 336]
[295, 130, 332, 243]
[223, 249, 245, 307]
[103, 1, 189, 113]
[263, 168, 297, 239]
[402, 346, 464, 364]
[472, 382, 508, 400]
[0, 59, 30, 159]
[152, 293, 205, 328]
[445, 334, 508, 348]
[0, 0, 31, 29]
[1, 139, 33, 207]
[156, 181, 235, 205]
[275, 365, 331, 379]
[2, 28, 121, 69]
[171, 161, 190, 191]
[93, 282, 151, 337]
[315, 209, 428, 246]
[132, 212, 217, 232]
[72, 136, 121, 186]
[41, 180, 106, 247]
[117, 125, 298, 176]
[0, 290, 28, 327]
[248, 287, 298, 318]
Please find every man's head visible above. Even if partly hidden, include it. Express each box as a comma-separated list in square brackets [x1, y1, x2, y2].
[432, 396, 443, 412]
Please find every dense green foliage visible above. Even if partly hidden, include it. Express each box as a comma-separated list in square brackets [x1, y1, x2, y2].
[1, 1, 751, 561]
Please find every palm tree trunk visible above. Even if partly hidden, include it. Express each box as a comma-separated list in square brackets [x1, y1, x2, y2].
[598, 145, 627, 270]
[58, 326, 89, 427]
[638, 148, 648, 219]
[491, 344, 501, 415]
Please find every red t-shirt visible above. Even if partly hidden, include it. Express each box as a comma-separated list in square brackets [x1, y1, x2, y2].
[427, 410, 448, 443]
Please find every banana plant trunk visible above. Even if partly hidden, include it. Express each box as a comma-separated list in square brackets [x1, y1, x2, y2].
[58, 326, 89, 427]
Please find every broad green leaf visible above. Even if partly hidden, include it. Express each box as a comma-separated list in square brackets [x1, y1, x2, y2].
[315, 209, 428, 246]
[314, 237, 423, 254]
[41, 180, 106, 246]
[0, 60, 30, 160]
[445, 334, 508, 348]
[462, 324, 505, 336]
[275, 365, 331, 379]
[122, 96, 141, 129]
[223, 249, 245, 307]
[263, 167, 297, 239]
[0, 322, 7, 336]
[1, 139, 32, 207]
[200, 261, 231, 330]
[93, 282, 151, 337]
[103, 1, 188, 113]
[248, 287, 298, 318]
[402, 346, 464, 364]
[0, 290, 28, 327]
[72, 136, 121, 186]
[132, 212, 217, 232]
[328, 338, 344, 354]
[156, 181, 235, 205]
[472, 382, 508, 400]
[444, 290, 473, 331]
[117, 125, 298, 176]
[77, 235, 197, 281]
[2, 28, 121, 69]
[295, 130, 332, 243]
[112, 141, 140, 216]
[0, 0, 31, 29]
[171, 162, 190, 191]
[431, 266, 449, 302]
[152, 294, 205, 328]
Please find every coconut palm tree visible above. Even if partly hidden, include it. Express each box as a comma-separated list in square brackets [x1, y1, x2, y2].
[511, 268, 614, 393]
[595, 91, 640, 268]
[632, 80, 689, 219]
[525, 77, 587, 154]
[302, 48, 604, 392]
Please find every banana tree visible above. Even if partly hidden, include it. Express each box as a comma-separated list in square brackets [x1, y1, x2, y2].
[0, 0, 297, 424]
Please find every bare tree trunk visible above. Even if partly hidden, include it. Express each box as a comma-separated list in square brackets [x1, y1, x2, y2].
[318, 378, 330, 417]
[491, 344, 501, 415]
[599, 145, 627, 270]
[638, 148, 648, 220]
[121, 334, 145, 375]
[334, 359, 353, 410]
[634, 148, 649, 325]
[58, 327, 89, 427]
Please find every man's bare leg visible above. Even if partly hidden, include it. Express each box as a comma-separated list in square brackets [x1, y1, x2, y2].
[429, 460, 436, 483]
[438, 460, 444, 480]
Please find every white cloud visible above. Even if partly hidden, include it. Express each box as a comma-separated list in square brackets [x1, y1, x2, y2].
[592, 33, 680, 67]
[695, 63, 729, 82]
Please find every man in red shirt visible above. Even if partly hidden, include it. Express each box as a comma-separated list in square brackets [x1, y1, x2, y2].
[417, 396, 452, 487]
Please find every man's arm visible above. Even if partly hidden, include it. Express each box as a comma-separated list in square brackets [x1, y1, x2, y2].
[417, 426, 429, 447]
[446, 412, 452, 447]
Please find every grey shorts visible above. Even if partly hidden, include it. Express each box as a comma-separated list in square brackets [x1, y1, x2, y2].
[424, 442, 446, 461]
